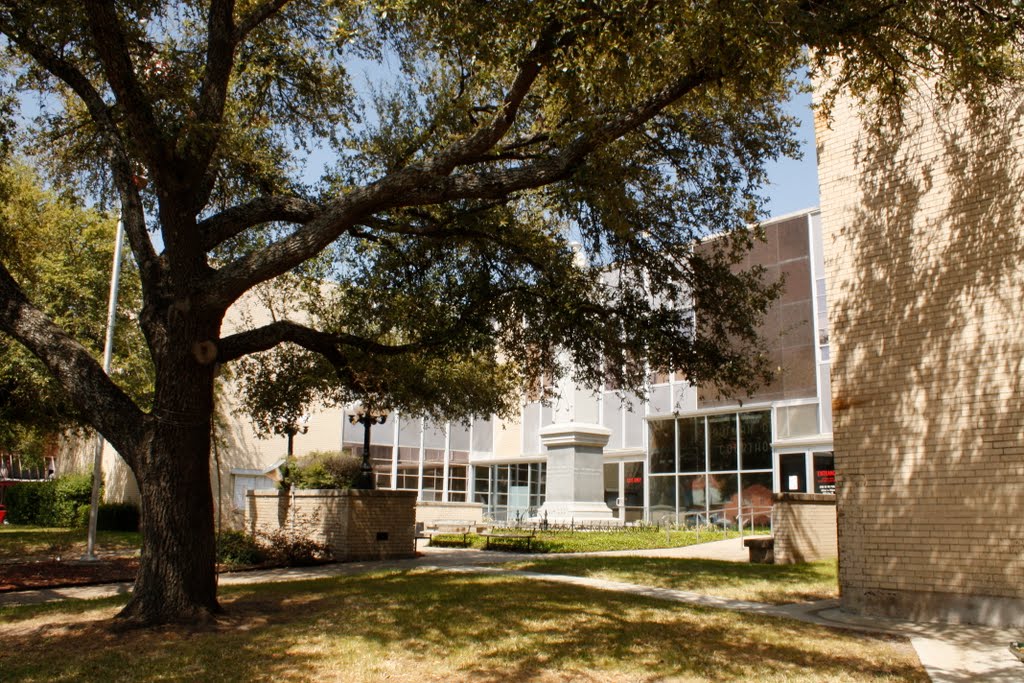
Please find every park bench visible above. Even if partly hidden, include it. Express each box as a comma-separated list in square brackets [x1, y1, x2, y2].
[480, 530, 536, 551]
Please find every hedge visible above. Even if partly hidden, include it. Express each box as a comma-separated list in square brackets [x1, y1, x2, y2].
[4, 474, 95, 527]
[75, 502, 141, 532]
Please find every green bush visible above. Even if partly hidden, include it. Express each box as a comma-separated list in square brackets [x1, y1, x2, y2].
[101, 502, 141, 531]
[282, 451, 361, 490]
[256, 528, 332, 566]
[217, 530, 266, 566]
[74, 502, 141, 531]
[5, 474, 94, 527]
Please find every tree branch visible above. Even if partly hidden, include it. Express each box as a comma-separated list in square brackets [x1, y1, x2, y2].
[411, 19, 565, 177]
[198, 196, 322, 250]
[83, 1, 173, 184]
[234, 0, 293, 42]
[0, 13, 111, 135]
[202, 33, 716, 310]
[0, 11, 162, 299]
[0, 261, 145, 467]
[181, 0, 237, 187]
[218, 320, 429, 364]
[110, 162, 162, 295]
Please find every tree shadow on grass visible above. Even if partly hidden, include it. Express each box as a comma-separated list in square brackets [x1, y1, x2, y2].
[508, 556, 837, 602]
[0, 570, 923, 682]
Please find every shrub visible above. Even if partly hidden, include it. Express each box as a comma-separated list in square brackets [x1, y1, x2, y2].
[74, 502, 141, 531]
[256, 528, 332, 566]
[217, 530, 266, 566]
[5, 474, 94, 527]
[282, 451, 361, 490]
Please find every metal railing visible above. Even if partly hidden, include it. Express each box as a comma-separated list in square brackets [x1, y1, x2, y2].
[656, 504, 773, 540]
[0, 454, 57, 482]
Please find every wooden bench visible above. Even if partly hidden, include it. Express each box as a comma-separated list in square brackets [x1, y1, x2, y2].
[743, 536, 774, 564]
[480, 530, 536, 551]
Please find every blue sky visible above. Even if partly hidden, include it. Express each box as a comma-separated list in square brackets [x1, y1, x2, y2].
[760, 89, 820, 218]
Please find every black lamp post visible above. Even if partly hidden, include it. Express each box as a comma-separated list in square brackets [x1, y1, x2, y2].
[350, 408, 388, 489]
[285, 415, 310, 457]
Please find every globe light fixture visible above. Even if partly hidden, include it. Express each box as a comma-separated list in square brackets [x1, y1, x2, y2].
[348, 407, 389, 489]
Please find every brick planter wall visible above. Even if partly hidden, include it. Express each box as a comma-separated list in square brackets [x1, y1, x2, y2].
[246, 488, 416, 561]
[771, 493, 837, 564]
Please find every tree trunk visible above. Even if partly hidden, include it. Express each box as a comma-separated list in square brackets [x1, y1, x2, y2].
[117, 312, 222, 625]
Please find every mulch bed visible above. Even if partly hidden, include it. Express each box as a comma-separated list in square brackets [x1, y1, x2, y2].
[0, 558, 139, 592]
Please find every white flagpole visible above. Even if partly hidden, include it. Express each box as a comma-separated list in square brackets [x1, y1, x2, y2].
[82, 210, 125, 561]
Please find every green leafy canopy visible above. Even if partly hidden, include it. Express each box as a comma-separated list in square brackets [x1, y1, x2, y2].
[0, 163, 153, 457]
[1, 1, 1020, 432]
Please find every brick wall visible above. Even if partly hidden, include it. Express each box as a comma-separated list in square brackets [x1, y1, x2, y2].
[771, 493, 837, 564]
[816, 84, 1024, 627]
[247, 489, 416, 561]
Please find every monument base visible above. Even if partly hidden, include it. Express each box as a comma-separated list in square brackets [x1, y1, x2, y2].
[536, 501, 622, 526]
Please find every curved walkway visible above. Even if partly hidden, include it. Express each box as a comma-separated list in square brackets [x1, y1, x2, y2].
[1, 539, 1019, 682]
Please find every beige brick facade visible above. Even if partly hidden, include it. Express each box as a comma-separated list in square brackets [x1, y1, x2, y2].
[771, 493, 837, 564]
[247, 489, 416, 561]
[816, 85, 1024, 627]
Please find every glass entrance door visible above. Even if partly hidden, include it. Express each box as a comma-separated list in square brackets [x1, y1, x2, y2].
[604, 461, 646, 522]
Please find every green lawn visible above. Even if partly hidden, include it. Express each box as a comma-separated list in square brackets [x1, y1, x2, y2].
[506, 556, 839, 604]
[0, 569, 923, 682]
[0, 525, 141, 561]
[431, 526, 760, 552]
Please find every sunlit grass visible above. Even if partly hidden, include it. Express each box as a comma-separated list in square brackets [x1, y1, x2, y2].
[504, 556, 839, 604]
[430, 527, 756, 552]
[0, 525, 141, 561]
[0, 568, 921, 682]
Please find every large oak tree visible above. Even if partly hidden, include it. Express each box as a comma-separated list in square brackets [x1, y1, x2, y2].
[0, 1, 1019, 624]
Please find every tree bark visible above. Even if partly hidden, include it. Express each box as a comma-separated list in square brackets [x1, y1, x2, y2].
[117, 311, 222, 624]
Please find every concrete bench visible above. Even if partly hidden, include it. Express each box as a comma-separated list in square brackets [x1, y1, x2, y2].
[743, 536, 774, 564]
[419, 520, 478, 546]
[480, 531, 535, 551]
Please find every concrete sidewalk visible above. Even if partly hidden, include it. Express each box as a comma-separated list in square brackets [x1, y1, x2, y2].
[2, 539, 1019, 682]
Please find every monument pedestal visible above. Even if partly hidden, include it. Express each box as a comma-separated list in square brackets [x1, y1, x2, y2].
[536, 422, 619, 525]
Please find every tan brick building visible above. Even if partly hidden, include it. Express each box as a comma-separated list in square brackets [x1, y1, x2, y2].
[816, 86, 1024, 627]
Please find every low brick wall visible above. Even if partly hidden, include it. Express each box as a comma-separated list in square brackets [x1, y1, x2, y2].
[246, 488, 416, 561]
[415, 501, 484, 526]
[771, 493, 838, 564]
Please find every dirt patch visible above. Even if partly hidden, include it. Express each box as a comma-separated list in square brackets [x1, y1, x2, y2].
[0, 558, 138, 592]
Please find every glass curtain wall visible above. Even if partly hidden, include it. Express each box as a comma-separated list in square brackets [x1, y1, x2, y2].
[473, 463, 547, 522]
[648, 410, 773, 527]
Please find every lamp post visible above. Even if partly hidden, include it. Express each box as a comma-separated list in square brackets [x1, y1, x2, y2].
[349, 407, 388, 489]
[285, 415, 310, 458]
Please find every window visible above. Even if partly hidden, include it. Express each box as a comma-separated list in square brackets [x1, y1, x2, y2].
[476, 463, 546, 521]
[813, 452, 836, 494]
[776, 404, 819, 439]
[650, 410, 775, 524]
[231, 474, 275, 510]
[677, 416, 705, 472]
[421, 463, 443, 501]
[739, 411, 773, 470]
[816, 278, 829, 361]
[707, 414, 737, 471]
[448, 450, 469, 502]
[780, 453, 807, 493]
[649, 420, 675, 473]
